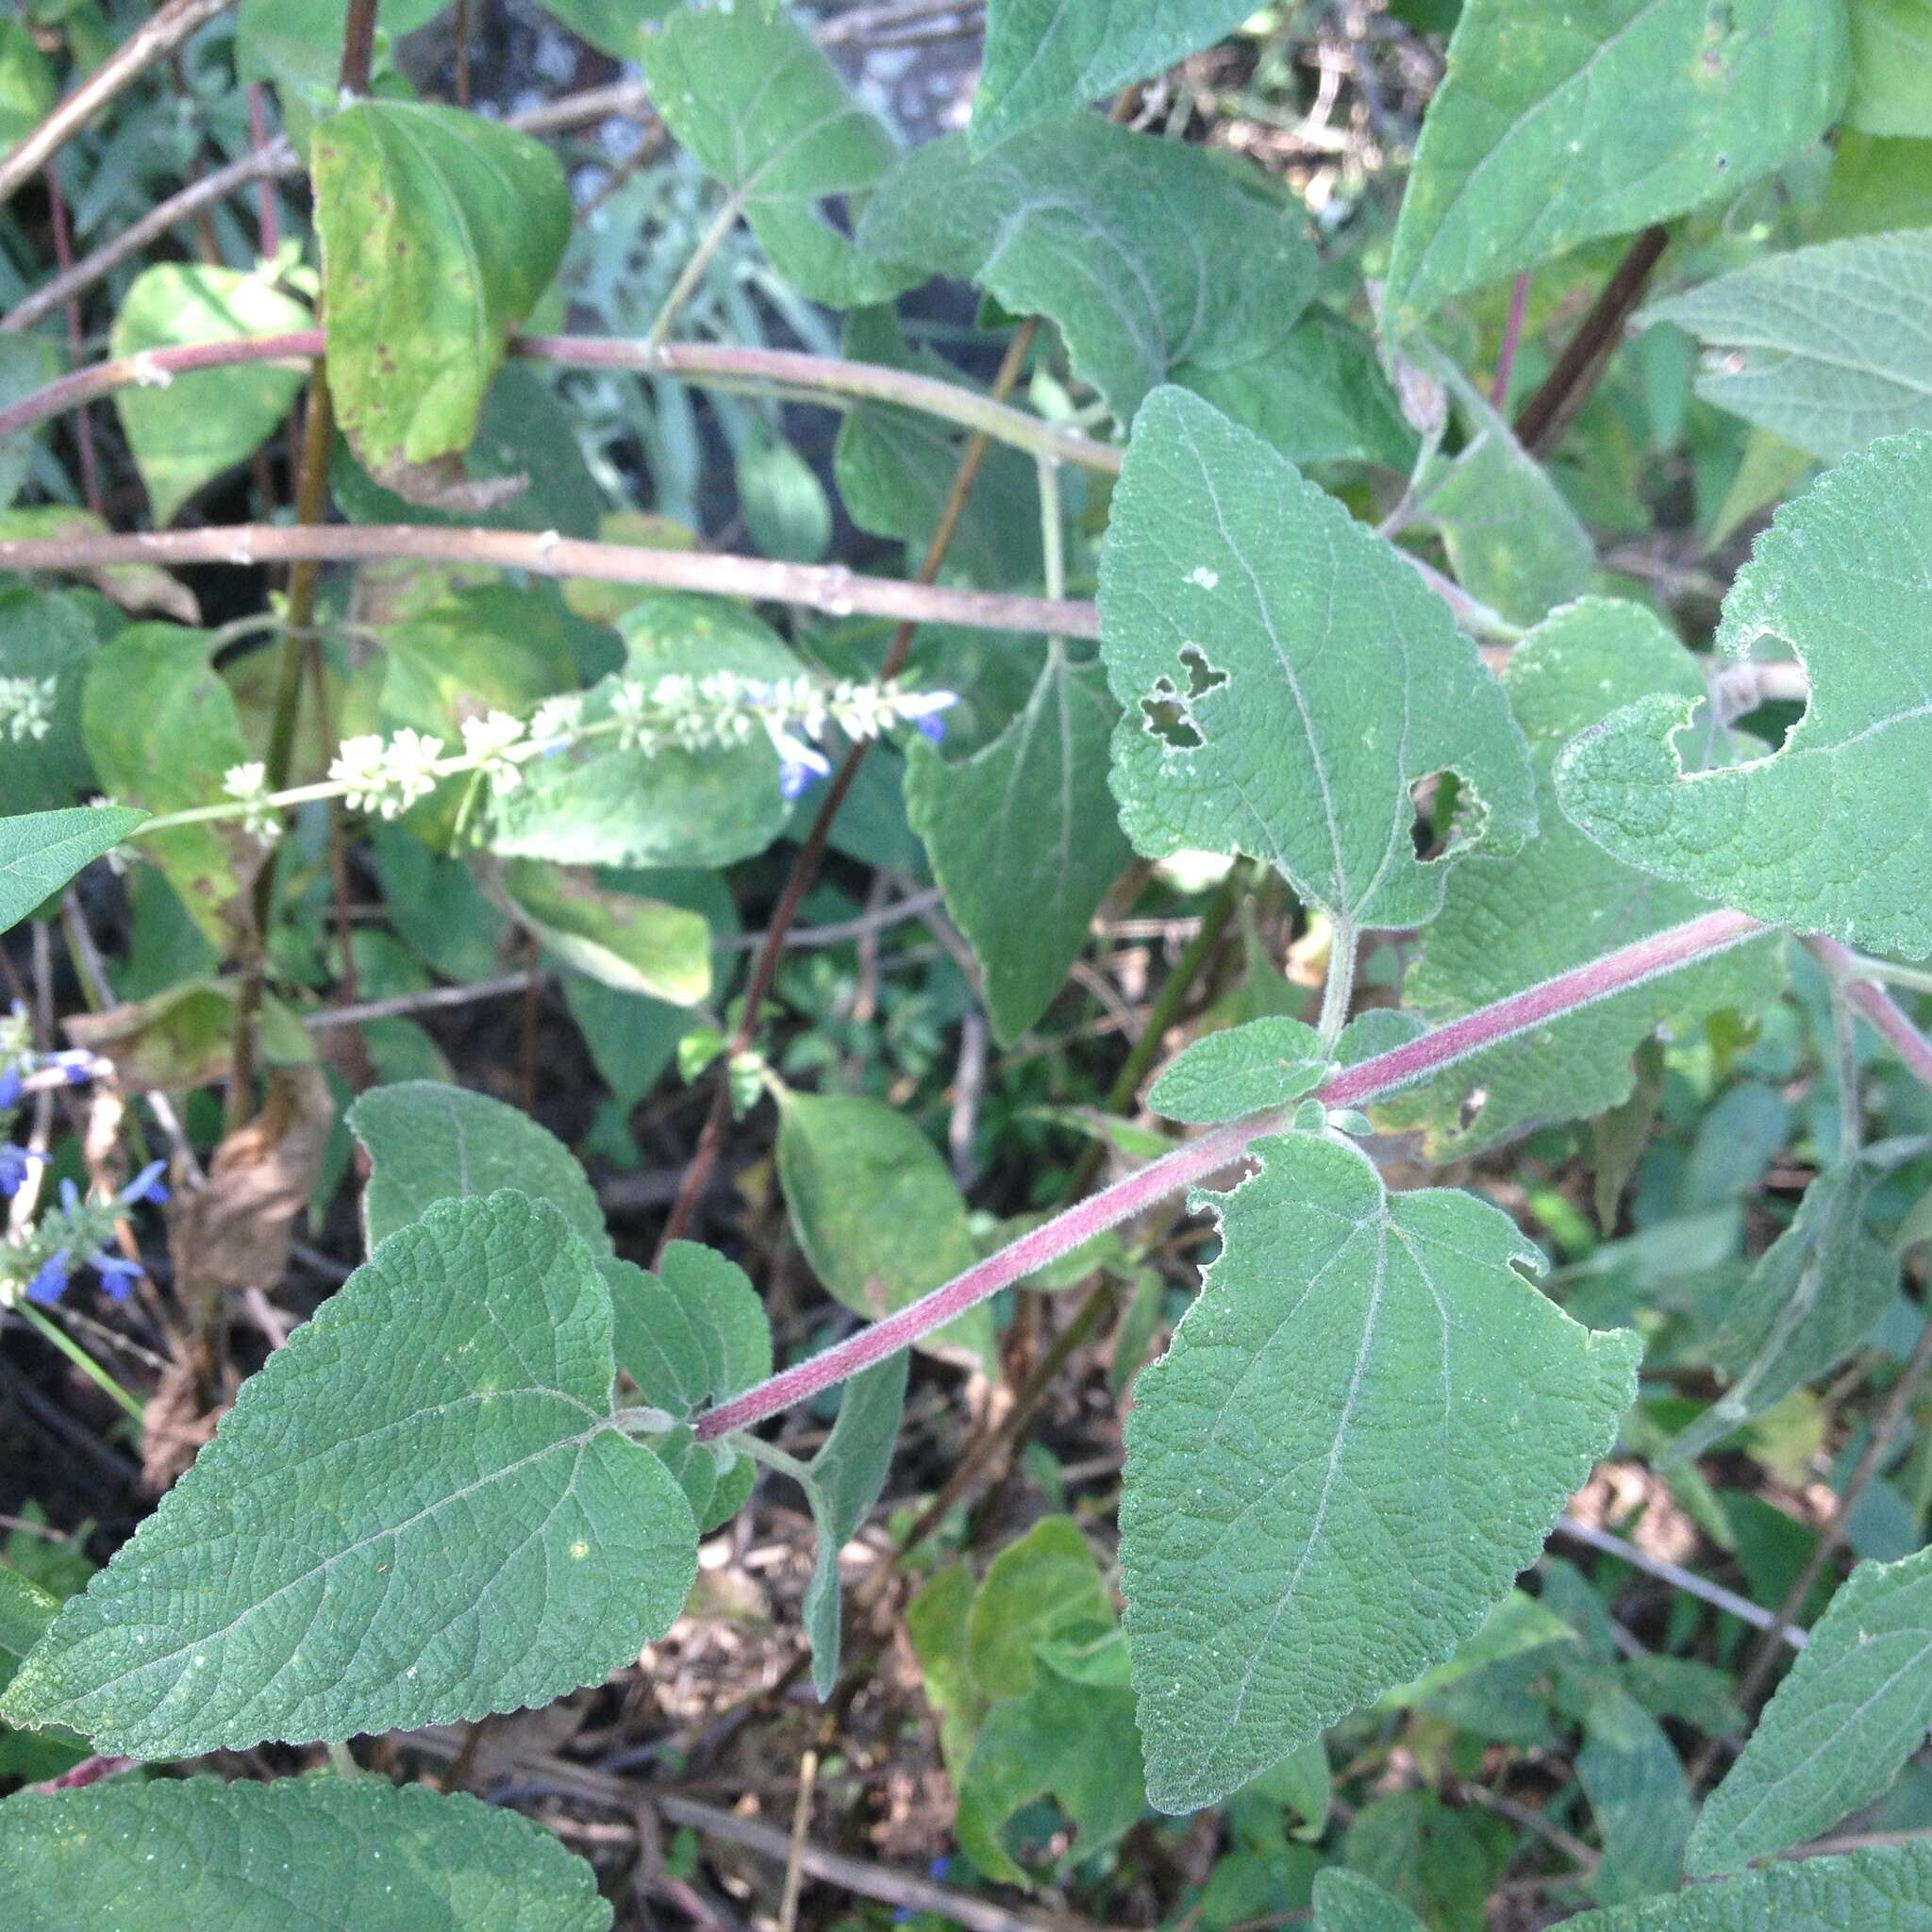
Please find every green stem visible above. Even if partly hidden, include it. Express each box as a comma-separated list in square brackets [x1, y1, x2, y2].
[17, 1304, 145, 1424]
[1317, 919, 1358, 1051]
[645, 185, 750, 350]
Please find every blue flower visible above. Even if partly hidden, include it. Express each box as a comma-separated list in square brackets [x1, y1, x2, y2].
[88, 1251, 143, 1301]
[25, 1252, 70, 1306]
[894, 690, 958, 746]
[0, 1143, 42, 1198]
[772, 729, 832, 801]
[0, 1068, 21, 1110]
[58, 1176, 80, 1215]
[123, 1160, 169, 1207]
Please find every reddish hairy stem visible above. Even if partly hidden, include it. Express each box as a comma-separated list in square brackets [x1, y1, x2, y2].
[1491, 271, 1531, 409]
[1807, 938, 1932, 1092]
[693, 908, 1770, 1440]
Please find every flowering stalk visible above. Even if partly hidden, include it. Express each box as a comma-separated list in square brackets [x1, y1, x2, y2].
[692, 908, 1771, 1441]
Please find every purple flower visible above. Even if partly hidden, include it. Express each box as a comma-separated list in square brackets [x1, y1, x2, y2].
[895, 690, 958, 746]
[123, 1160, 169, 1207]
[25, 1252, 70, 1306]
[58, 1176, 80, 1215]
[769, 726, 831, 801]
[89, 1252, 143, 1301]
[0, 1068, 21, 1110]
[0, 1143, 42, 1198]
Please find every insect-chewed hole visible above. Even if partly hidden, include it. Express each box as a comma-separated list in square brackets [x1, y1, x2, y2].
[1140, 675, 1201, 749]
[1179, 642, 1227, 701]
[1408, 769, 1455, 859]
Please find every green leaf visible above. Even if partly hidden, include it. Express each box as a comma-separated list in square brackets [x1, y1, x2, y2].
[966, 1515, 1115, 1703]
[606, 1241, 771, 1533]
[0, 334, 58, 513]
[1577, 1681, 1695, 1904]
[541, 0, 675, 59]
[738, 436, 833, 565]
[1690, 1545, 1932, 1873]
[348, 1080, 611, 1256]
[1665, 1162, 1896, 1468]
[1562, 1840, 1932, 1927]
[1556, 430, 1932, 958]
[500, 860, 711, 1007]
[1097, 387, 1534, 935]
[968, 0, 1252, 152]
[1120, 1131, 1641, 1811]
[908, 1562, 987, 1774]
[1643, 231, 1932, 460]
[1312, 1869, 1429, 1932]
[1146, 1017, 1330, 1126]
[0, 1569, 57, 1690]
[0, 1193, 696, 1757]
[1375, 600, 1783, 1158]
[1384, 0, 1851, 330]
[640, 7, 913, 308]
[775, 1090, 993, 1369]
[860, 119, 1317, 425]
[906, 645, 1129, 1046]
[1848, 0, 1932, 135]
[0, 588, 105, 812]
[0, 19, 54, 150]
[108, 265, 311, 526]
[0, 1775, 610, 1930]
[485, 596, 796, 871]
[81, 624, 257, 949]
[0, 807, 145, 937]
[796, 1356, 908, 1697]
[313, 102, 571, 480]
[61, 976, 313, 1091]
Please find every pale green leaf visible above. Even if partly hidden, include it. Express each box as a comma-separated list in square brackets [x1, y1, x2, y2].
[1556, 430, 1932, 957]
[313, 102, 571, 477]
[738, 437, 832, 565]
[0, 1193, 696, 1757]
[1375, 600, 1783, 1158]
[1384, 0, 1850, 329]
[969, 0, 1252, 151]
[81, 624, 256, 949]
[1379, 1591, 1580, 1708]
[1665, 1162, 1896, 1467]
[860, 120, 1316, 425]
[0, 335, 58, 512]
[1690, 1545, 1932, 1873]
[541, 0, 675, 59]
[0, 588, 103, 811]
[1147, 1017, 1330, 1125]
[108, 265, 311, 526]
[1848, 0, 1932, 135]
[1644, 230, 1932, 460]
[348, 1080, 611, 1256]
[966, 1516, 1114, 1703]
[1097, 387, 1534, 933]
[1313, 1869, 1428, 1932]
[775, 1089, 993, 1367]
[1562, 1840, 1932, 1927]
[0, 19, 54, 150]
[1120, 1132, 1640, 1810]
[906, 645, 1129, 1046]
[1578, 1682, 1695, 1904]
[0, 808, 145, 937]
[640, 7, 913, 308]
[0, 1569, 57, 1688]
[797, 1356, 908, 1696]
[486, 596, 796, 871]
[908, 1563, 986, 1774]
[500, 861, 711, 1007]
[0, 1775, 610, 1931]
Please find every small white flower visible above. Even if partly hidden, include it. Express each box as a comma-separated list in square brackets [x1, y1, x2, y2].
[608, 679, 658, 752]
[0, 675, 56, 742]
[528, 693, 585, 750]
[380, 728, 446, 813]
[328, 734, 393, 815]
[459, 710, 527, 791]
[222, 760, 281, 842]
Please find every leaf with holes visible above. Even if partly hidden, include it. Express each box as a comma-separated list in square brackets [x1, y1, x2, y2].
[1120, 1132, 1640, 1810]
[347, 1080, 611, 1256]
[0, 1192, 696, 1757]
[0, 1775, 610, 1930]
[1097, 386, 1534, 939]
[1384, 0, 1850, 331]
[1557, 430, 1932, 958]
[860, 118, 1316, 426]
[1644, 230, 1932, 459]
[906, 645, 1129, 1045]
[1690, 1545, 1932, 1874]
[1375, 600, 1783, 1158]
[313, 102, 570, 480]
[640, 6, 914, 308]
[0, 807, 145, 938]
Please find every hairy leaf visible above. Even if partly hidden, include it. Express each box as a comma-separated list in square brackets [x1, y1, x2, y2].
[775, 1090, 993, 1367]
[0, 1775, 610, 1930]
[348, 1080, 611, 1256]
[0, 807, 145, 938]
[640, 7, 912, 308]
[1385, 0, 1850, 329]
[1147, 1017, 1331, 1125]
[860, 120, 1316, 425]
[1578, 1682, 1694, 1904]
[1376, 600, 1783, 1157]
[81, 625, 256, 949]
[1645, 230, 1932, 459]
[1121, 1132, 1641, 1810]
[1563, 1840, 1932, 1926]
[1665, 1161, 1896, 1467]
[1557, 431, 1932, 957]
[109, 265, 311, 526]
[1848, 0, 1932, 135]
[1690, 1545, 1932, 1873]
[1313, 1870, 1429, 1932]
[313, 102, 571, 478]
[0, 1569, 56, 1689]
[1098, 387, 1534, 934]
[969, 0, 1253, 151]
[1, 1193, 696, 1757]
[906, 645, 1129, 1045]
[500, 861, 712, 1007]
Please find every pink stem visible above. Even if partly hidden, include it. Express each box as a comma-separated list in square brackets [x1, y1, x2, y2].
[695, 908, 1769, 1440]
[1491, 271, 1531, 409]
[246, 83, 279, 258]
[1808, 937, 1932, 1092]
